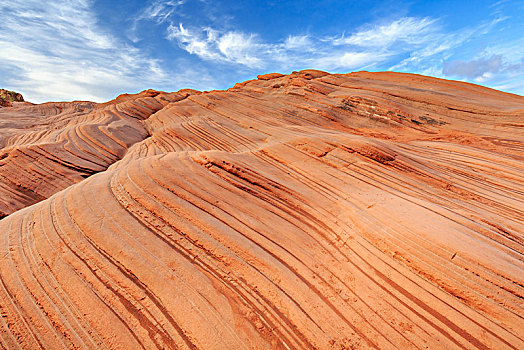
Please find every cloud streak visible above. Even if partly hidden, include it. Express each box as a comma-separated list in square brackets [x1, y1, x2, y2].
[142, 0, 185, 24]
[129, 0, 185, 42]
[162, 10, 522, 94]
[333, 17, 438, 47]
[2, 1, 521, 102]
[166, 17, 444, 71]
[0, 0, 210, 103]
[167, 24, 263, 67]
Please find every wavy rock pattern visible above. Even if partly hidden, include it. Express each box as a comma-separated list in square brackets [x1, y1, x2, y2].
[0, 71, 523, 349]
[0, 89, 192, 217]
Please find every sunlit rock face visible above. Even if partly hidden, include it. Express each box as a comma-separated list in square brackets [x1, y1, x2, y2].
[0, 89, 24, 107]
[0, 71, 522, 349]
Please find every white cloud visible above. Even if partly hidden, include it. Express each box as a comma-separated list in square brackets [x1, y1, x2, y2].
[142, 0, 185, 24]
[482, 37, 524, 63]
[0, 1, 156, 102]
[334, 17, 438, 47]
[166, 17, 446, 72]
[217, 32, 262, 67]
[283, 35, 313, 51]
[129, 0, 185, 42]
[0, 0, 211, 103]
[387, 30, 472, 72]
[167, 24, 263, 67]
[382, 15, 523, 94]
[3, 1, 520, 102]
[312, 52, 388, 71]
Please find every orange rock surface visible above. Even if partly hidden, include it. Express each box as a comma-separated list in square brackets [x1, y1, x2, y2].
[0, 71, 522, 349]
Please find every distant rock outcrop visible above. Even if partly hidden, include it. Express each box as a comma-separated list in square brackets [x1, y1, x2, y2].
[0, 88, 24, 107]
[0, 71, 522, 349]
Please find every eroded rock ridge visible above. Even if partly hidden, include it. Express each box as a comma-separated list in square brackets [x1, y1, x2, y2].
[0, 71, 522, 349]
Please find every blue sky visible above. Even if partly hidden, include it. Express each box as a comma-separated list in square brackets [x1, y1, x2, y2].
[0, 0, 522, 103]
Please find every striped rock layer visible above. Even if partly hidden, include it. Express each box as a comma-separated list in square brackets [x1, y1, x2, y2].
[0, 71, 523, 349]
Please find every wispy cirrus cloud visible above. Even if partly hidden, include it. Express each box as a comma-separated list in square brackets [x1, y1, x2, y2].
[129, 0, 185, 42]
[162, 7, 522, 94]
[386, 15, 524, 94]
[0, 0, 163, 102]
[3, 0, 522, 102]
[141, 0, 185, 24]
[167, 24, 263, 67]
[0, 0, 212, 103]
[166, 17, 442, 71]
[332, 17, 438, 47]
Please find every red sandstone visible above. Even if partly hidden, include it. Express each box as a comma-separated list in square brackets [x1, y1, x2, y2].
[0, 71, 522, 349]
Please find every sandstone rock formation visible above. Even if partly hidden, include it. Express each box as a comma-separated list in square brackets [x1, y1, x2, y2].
[0, 89, 24, 108]
[0, 71, 522, 349]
